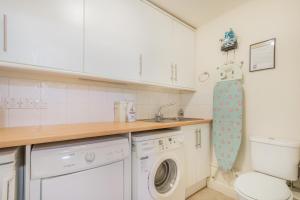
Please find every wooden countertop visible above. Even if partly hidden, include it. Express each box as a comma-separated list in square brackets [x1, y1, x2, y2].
[0, 119, 212, 148]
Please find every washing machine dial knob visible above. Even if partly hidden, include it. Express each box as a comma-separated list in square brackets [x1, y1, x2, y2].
[85, 152, 95, 163]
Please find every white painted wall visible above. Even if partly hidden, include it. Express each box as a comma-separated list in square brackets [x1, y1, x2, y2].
[181, 0, 300, 196]
[0, 71, 180, 128]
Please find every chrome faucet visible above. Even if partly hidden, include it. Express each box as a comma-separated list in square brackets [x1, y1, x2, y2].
[155, 103, 176, 122]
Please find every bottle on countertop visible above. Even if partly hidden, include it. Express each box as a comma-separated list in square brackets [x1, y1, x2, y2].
[126, 101, 136, 122]
[114, 101, 136, 123]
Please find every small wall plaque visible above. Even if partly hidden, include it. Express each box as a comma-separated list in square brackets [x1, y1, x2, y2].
[250, 38, 276, 72]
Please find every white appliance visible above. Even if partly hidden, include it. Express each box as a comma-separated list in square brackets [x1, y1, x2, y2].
[0, 148, 22, 200]
[132, 129, 185, 200]
[30, 137, 131, 200]
[234, 136, 300, 200]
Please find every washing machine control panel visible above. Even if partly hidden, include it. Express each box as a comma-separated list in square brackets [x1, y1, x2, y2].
[135, 134, 184, 157]
[158, 139, 166, 151]
[166, 135, 184, 150]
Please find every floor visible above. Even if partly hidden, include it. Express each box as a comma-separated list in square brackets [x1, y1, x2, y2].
[188, 188, 234, 200]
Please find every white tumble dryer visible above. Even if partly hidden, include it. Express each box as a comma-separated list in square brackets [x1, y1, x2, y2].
[0, 147, 23, 200]
[132, 129, 185, 200]
[30, 136, 131, 200]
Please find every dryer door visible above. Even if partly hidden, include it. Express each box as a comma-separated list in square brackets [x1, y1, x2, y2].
[41, 161, 124, 200]
[148, 155, 182, 199]
[0, 163, 15, 200]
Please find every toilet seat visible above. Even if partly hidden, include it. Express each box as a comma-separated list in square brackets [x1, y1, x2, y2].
[234, 172, 292, 200]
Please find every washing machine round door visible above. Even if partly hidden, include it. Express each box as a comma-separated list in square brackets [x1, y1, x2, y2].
[148, 155, 182, 199]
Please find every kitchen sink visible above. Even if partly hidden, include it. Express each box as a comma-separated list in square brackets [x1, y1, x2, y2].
[140, 117, 204, 123]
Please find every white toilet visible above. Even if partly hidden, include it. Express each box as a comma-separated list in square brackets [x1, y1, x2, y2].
[234, 136, 300, 200]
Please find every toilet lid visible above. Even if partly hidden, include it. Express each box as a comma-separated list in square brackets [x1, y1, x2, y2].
[235, 172, 291, 200]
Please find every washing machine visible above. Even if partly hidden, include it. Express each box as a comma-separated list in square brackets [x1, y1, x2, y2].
[132, 129, 185, 200]
[30, 136, 131, 200]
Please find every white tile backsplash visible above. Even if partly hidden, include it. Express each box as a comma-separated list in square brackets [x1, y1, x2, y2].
[8, 109, 40, 127]
[0, 76, 182, 127]
[0, 77, 9, 109]
[41, 103, 67, 125]
[182, 103, 212, 118]
[67, 102, 91, 124]
[41, 82, 67, 104]
[0, 109, 8, 127]
[9, 79, 41, 99]
[67, 84, 90, 104]
[0, 77, 8, 96]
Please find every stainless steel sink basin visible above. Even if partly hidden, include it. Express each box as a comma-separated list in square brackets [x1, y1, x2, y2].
[140, 117, 204, 123]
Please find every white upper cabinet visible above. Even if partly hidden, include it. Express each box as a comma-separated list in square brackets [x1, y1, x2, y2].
[0, 0, 84, 72]
[84, 0, 143, 82]
[139, 3, 173, 86]
[139, 2, 195, 89]
[172, 21, 196, 89]
[0, 0, 195, 90]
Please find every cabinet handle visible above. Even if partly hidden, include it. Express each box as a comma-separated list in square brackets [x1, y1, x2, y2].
[139, 54, 143, 76]
[198, 128, 202, 148]
[195, 129, 199, 147]
[3, 14, 7, 52]
[175, 64, 178, 81]
[195, 128, 202, 148]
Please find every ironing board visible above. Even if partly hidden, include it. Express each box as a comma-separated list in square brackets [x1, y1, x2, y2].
[212, 80, 243, 171]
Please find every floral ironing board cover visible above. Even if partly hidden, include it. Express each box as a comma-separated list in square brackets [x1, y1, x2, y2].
[212, 80, 243, 171]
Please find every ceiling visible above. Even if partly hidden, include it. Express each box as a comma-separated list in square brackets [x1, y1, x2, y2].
[148, 0, 251, 28]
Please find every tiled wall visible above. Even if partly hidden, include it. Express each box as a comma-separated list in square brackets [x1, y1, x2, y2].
[180, 82, 213, 119]
[0, 76, 181, 128]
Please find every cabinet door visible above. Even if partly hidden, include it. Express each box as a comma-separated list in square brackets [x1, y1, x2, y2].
[195, 124, 210, 183]
[172, 21, 195, 89]
[183, 124, 210, 189]
[41, 161, 124, 200]
[140, 3, 173, 86]
[184, 126, 199, 188]
[0, 0, 84, 72]
[84, 0, 142, 82]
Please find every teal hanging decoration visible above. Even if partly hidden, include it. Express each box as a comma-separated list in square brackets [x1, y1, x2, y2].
[221, 28, 238, 52]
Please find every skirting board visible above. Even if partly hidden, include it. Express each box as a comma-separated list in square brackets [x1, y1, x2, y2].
[185, 178, 208, 198]
[207, 179, 238, 199]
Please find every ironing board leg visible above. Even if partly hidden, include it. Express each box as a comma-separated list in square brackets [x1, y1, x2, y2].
[211, 168, 219, 180]
[231, 168, 239, 178]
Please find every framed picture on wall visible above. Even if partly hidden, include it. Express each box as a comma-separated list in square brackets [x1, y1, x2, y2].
[249, 38, 276, 72]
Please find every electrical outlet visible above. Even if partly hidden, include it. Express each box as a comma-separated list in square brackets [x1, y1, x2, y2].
[7, 97, 21, 109]
[6, 97, 46, 109]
